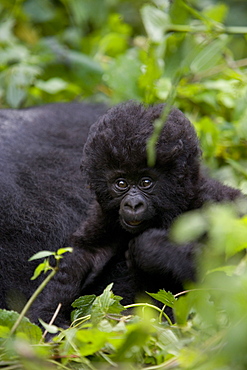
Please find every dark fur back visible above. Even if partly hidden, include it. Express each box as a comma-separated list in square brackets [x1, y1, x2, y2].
[0, 102, 107, 310]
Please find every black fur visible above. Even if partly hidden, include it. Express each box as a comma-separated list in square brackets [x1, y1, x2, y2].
[0, 102, 107, 311]
[28, 101, 242, 327]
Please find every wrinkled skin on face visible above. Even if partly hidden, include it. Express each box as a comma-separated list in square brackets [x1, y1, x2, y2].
[118, 177, 154, 232]
[108, 170, 158, 233]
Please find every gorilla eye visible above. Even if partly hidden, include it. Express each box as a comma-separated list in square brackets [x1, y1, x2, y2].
[139, 177, 153, 189]
[115, 178, 129, 190]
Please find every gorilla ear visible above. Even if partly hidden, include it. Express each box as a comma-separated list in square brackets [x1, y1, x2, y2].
[170, 139, 183, 158]
[80, 161, 85, 172]
[80, 157, 89, 177]
[157, 139, 184, 164]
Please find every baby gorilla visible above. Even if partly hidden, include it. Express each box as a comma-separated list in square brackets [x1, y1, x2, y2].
[31, 101, 242, 327]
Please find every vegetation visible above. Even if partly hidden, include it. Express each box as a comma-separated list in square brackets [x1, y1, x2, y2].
[1, 0, 247, 368]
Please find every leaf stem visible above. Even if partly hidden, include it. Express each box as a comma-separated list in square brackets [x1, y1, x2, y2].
[124, 302, 173, 326]
[166, 24, 247, 35]
[10, 267, 58, 336]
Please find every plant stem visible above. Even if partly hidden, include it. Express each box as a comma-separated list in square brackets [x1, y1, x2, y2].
[166, 24, 247, 34]
[10, 268, 58, 336]
[124, 302, 173, 326]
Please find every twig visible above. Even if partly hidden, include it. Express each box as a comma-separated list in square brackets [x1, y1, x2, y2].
[42, 302, 62, 340]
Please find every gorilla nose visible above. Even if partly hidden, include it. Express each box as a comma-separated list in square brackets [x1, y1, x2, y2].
[122, 195, 146, 217]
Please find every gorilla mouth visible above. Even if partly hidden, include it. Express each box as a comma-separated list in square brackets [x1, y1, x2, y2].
[121, 218, 145, 232]
[127, 220, 142, 226]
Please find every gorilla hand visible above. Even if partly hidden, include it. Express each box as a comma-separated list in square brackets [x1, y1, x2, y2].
[128, 228, 197, 283]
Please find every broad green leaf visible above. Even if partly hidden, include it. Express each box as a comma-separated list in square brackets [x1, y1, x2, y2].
[208, 205, 247, 258]
[99, 33, 129, 57]
[39, 318, 59, 334]
[170, 210, 208, 244]
[174, 295, 191, 325]
[5, 63, 41, 107]
[0, 18, 16, 43]
[104, 51, 142, 102]
[6, 83, 26, 108]
[23, 0, 55, 23]
[156, 77, 172, 100]
[190, 36, 228, 74]
[207, 265, 236, 277]
[0, 325, 10, 341]
[56, 247, 73, 255]
[31, 260, 51, 280]
[147, 290, 176, 308]
[179, 348, 204, 368]
[158, 328, 181, 354]
[141, 5, 170, 42]
[72, 295, 97, 309]
[68, 50, 103, 73]
[76, 328, 109, 356]
[203, 3, 228, 23]
[91, 284, 124, 324]
[71, 294, 96, 322]
[227, 159, 247, 178]
[114, 322, 151, 361]
[36, 78, 68, 94]
[29, 250, 55, 261]
[0, 309, 42, 343]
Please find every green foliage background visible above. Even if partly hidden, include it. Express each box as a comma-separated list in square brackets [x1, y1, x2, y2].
[1, 0, 247, 369]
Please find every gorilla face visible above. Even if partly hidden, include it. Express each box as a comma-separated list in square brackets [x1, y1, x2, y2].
[110, 173, 157, 234]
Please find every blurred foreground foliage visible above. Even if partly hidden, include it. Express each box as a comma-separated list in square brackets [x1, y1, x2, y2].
[1, 0, 247, 369]
[1, 200, 247, 369]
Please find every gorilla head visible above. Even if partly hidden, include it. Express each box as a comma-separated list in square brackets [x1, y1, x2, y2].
[81, 101, 201, 233]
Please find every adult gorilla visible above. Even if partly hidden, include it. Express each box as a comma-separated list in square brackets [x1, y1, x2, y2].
[0, 102, 107, 312]
[29, 101, 243, 328]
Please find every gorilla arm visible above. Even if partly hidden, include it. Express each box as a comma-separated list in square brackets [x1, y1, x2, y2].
[29, 202, 117, 328]
[128, 228, 198, 294]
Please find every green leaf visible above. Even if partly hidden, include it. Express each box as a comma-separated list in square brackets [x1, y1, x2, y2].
[23, 0, 55, 23]
[36, 78, 68, 94]
[99, 33, 129, 57]
[56, 247, 73, 255]
[6, 83, 26, 108]
[141, 5, 171, 42]
[174, 295, 190, 325]
[0, 309, 42, 343]
[207, 205, 247, 258]
[91, 284, 124, 324]
[0, 18, 16, 43]
[71, 295, 96, 322]
[31, 260, 51, 280]
[5, 64, 41, 107]
[68, 50, 103, 74]
[76, 328, 109, 356]
[170, 210, 208, 244]
[147, 290, 176, 308]
[156, 77, 172, 100]
[227, 159, 247, 178]
[29, 250, 55, 261]
[203, 3, 228, 23]
[207, 265, 236, 277]
[39, 318, 59, 334]
[114, 322, 151, 361]
[190, 36, 228, 74]
[104, 51, 142, 102]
